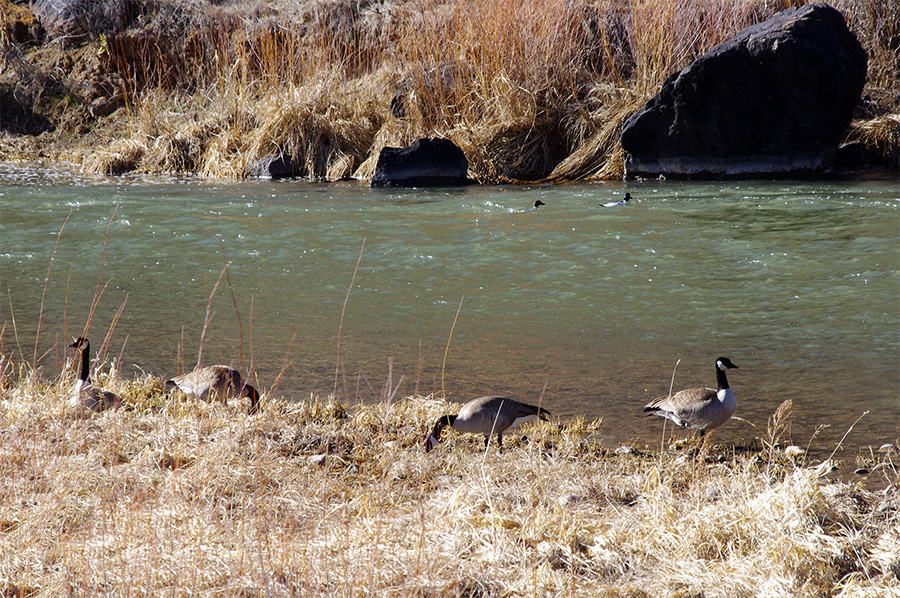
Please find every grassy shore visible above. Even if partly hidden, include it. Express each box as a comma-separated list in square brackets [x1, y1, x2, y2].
[1, 367, 897, 597]
[1, 0, 898, 181]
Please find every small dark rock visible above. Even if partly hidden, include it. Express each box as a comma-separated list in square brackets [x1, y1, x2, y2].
[0, 90, 54, 136]
[370, 138, 474, 188]
[89, 93, 125, 118]
[833, 142, 881, 172]
[248, 153, 298, 179]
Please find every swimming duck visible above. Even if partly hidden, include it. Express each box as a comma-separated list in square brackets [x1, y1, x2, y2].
[602, 193, 631, 207]
[515, 200, 545, 213]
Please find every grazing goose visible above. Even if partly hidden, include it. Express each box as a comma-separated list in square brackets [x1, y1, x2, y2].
[166, 365, 260, 414]
[69, 337, 120, 412]
[643, 357, 738, 436]
[425, 396, 550, 452]
[602, 193, 631, 208]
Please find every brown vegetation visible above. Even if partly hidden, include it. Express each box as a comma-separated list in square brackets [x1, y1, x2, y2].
[0, 367, 898, 597]
[1, 0, 898, 181]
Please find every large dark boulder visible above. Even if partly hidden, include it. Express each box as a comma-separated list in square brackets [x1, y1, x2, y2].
[621, 3, 867, 179]
[371, 138, 473, 188]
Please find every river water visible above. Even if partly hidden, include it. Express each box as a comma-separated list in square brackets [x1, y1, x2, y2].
[1, 164, 897, 455]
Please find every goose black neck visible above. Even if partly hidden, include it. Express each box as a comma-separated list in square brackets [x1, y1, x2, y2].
[78, 342, 91, 382]
[430, 414, 456, 439]
[715, 364, 729, 390]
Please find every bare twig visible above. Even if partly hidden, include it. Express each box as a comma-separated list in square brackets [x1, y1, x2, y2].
[63, 265, 72, 345]
[248, 297, 255, 381]
[828, 410, 870, 462]
[415, 339, 424, 397]
[197, 263, 230, 370]
[269, 328, 296, 397]
[7, 292, 24, 371]
[441, 295, 465, 400]
[98, 295, 128, 366]
[34, 212, 71, 368]
[220, 243, 244, 372]
[660, 358, 681, 453]
[333, 239, 365, 401]
[84, 204, 119, 341]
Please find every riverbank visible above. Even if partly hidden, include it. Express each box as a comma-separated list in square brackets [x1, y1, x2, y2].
[1, 0, 897, 182]
[0, 370, 897, 596]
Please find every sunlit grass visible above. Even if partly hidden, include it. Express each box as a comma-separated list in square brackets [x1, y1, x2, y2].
[1, 369, 897, 597]
[72, 0, 897, 182]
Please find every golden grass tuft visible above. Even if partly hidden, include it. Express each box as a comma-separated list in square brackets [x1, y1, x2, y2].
[848, 113, 900, 168]
[81, 139, 146, 176]
[1, 366, 897, 596]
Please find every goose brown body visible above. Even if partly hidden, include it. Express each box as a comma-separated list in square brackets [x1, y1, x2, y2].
[69, 337, 120, 412]
[166, 365, 260, 414]
[425, 396, 550, 452]
[643, 357, 738, 434]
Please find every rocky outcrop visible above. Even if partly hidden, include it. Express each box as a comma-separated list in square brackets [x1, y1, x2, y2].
[621, 3, 868, 179]
[370, 138, 473, 188]
[31, 0, 134, 43]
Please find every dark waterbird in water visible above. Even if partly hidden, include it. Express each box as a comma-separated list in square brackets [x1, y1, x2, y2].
[602, 193, 631, 207]
[515, 200, 545, 213]
[425, 396, 551, 452]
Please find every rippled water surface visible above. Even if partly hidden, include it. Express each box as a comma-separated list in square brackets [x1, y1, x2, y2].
[1, 164, 898, 455]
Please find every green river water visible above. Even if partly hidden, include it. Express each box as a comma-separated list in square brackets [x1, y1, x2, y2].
[1, 164, 897, 456]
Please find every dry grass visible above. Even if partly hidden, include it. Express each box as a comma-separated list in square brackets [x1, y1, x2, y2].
[1, 367, 897, 597]
[50, 0, 896, 182]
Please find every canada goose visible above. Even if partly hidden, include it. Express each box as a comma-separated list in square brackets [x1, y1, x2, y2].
[166, 365, 260, 414]
[643, 357, 738, 435]
[424, 396, 550, 452]
[68, 337, 120, 412]
[602, 193, 631, 207]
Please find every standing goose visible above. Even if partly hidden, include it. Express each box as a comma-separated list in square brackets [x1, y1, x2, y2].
[643, 357, 738, 436]
[424, 396, 550, 452]
[166, 365, 260, 414]
[69, 337, 120, 412]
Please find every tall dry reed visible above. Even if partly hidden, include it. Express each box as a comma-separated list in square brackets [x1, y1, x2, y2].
[0, 369, 897, 597]
[74, 0, 897, 182]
